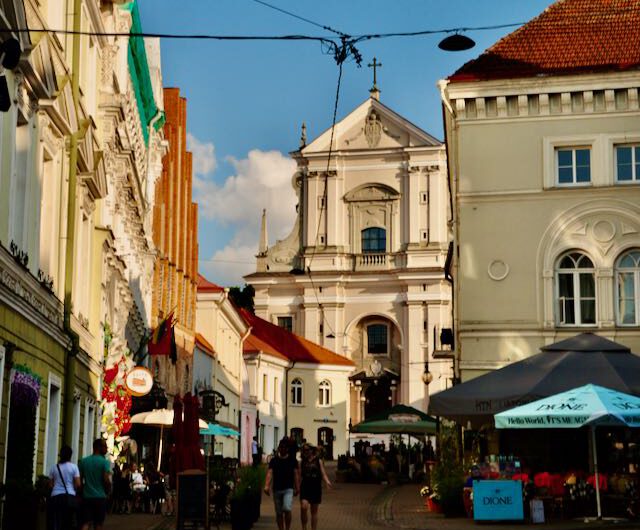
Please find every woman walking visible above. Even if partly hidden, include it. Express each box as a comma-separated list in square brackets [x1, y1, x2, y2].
[299, 444, 332, 530]
[48, 445, 81, 530]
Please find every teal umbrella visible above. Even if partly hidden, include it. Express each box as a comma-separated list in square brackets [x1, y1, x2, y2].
[200, 422, 240, 437]
[495, 384, 640, 519]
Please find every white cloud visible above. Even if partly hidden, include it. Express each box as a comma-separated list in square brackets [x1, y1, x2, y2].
[187, 133, 217, 176]
[193, 147, 298, 286]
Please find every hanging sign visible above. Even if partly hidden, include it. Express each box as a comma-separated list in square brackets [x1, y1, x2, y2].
[125, 367, 153, 396]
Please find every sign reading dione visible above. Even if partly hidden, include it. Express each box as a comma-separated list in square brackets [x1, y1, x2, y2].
[125, 367, 153, 396]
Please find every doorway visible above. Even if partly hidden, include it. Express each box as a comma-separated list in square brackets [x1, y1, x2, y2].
[317, 427, 333, 460]
[364, 378, 391, 419]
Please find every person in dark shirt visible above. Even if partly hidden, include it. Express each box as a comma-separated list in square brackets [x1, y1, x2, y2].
[264, 438, 300, 530]
[300, 444, 331, 530]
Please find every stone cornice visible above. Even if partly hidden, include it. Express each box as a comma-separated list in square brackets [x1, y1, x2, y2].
[0, 242, 69, 348]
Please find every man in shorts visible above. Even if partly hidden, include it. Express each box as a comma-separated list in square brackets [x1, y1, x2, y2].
[79, 438, 112, 530]
[264, 438, 300, 530]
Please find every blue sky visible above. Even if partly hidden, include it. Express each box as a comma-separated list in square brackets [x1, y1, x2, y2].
[138, 0, 554, 286]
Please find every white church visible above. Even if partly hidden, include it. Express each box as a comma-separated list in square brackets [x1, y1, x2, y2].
[245, 76, 454, 428]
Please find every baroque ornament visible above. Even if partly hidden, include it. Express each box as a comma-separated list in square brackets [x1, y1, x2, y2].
[364, 110, 383, 148]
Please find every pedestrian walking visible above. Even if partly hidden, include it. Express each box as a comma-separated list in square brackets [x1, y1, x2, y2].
[79, 438, 112, 530]
[252, 436, 261, 467]
[48, 445, 81, 530]
[264, 438, 300, 530]
[299, 444, 331, 530]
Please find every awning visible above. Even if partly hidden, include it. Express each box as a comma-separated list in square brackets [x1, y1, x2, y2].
[429, 333, 640, 425]
[351, 404, 437, 435]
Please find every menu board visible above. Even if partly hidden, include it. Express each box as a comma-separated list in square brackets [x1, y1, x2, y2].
[177, 471, 208, 529]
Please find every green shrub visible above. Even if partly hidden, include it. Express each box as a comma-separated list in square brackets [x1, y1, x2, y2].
[431, 420, 465, 517]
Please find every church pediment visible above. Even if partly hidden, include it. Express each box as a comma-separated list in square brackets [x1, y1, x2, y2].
[344, 183, 400, 202]
[303, 97, 441, 154]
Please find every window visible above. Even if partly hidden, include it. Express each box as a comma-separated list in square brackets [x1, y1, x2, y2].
[83, 401, 96, 457]
[44, 375, 61, 473]
[71, 395, 81, 464]
[361, 227, 386, 253]
[291, 378, 303, 405]
[367, 324, 388, 354]
[556, 252, 596, 325]
[556, 148, 591, 184]
[616, 250, 640, 325]
[273, 377, 279, 403]
[318, 380, 331, 407]
[259, 424, 265, 448]
[273, 426, 280, 448]
[262, 374, 268, 401]
[615, 145, 640, 182]
[277, 316, 293, 332]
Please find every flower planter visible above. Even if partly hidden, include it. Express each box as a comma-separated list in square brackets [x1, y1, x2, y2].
[230, 497, 253, 530]
[427, 498, 443, 513]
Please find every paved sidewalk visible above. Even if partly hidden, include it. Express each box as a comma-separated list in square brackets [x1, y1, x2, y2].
[104, 513, 173, 530]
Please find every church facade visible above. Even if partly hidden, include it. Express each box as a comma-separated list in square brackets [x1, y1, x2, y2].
[245, 88, 453, 426]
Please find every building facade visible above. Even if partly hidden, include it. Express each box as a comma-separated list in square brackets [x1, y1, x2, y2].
[150, 87, 199, 402]
[241, 308, 354, 458]
[0, 0, 164, 509]
[245, 89, 453, 422]
[195, 275, 249, 458]
[439, 0, 640, 381]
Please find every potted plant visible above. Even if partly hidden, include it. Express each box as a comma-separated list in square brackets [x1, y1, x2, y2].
[420, 485, 442, 513]
[431, 420, 465, 517]
[230, 465, 265, 530]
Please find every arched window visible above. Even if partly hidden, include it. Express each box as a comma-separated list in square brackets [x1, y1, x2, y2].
[556, 252, 596, 325]
[291, 378, 303, 405]
[367, 324, 388, 354]
[361, 227, 386, 253]
[616, 250, 640, 326]
[318, 380, 331, 407]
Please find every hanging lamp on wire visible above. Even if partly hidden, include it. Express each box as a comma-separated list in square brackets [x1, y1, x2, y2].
[438, 33, 475, 52]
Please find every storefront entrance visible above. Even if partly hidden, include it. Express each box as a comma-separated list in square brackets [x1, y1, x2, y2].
[318, 427, 333, 460]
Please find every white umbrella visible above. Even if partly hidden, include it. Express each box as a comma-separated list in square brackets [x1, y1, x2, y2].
[130, 409, 208, 468]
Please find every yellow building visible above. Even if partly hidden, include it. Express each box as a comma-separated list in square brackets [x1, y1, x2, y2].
[439, 0, 640, 381]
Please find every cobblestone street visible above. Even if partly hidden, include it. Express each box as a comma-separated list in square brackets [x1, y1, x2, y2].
[104, 464, 640, 530]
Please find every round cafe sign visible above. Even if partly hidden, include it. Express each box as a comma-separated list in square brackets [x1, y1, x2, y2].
[125, 367, 153, 397]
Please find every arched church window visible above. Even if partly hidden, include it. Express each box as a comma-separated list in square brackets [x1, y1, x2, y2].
[367, 324, 388, 354]
[616, 250, 640, 326]
[291, 378, 303, 405]
[361, 227, 386, 253]
[556, 251, 596, 326]
[318, 380, 331, 407]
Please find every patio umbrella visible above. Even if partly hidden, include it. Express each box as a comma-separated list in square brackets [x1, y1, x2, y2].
[182, 393, 205, 470]
[130, 407, 208, 470]
[351, 404, 437, 434]
[495, 384, 640, 519]
[200, 423, 240, 437]
[429, 333, 640, 425]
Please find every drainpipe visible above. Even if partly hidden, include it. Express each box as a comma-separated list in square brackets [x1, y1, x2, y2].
[283, 361, 296, 436]
[238, 326, 251, 460]
[62, 0, 84, 446]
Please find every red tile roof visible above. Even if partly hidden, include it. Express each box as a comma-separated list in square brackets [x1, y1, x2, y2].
[240, 309, 355, 367]
[195, 332, 216, 357]
[197, 273, 224, 293]
[450, 0, 640, 82]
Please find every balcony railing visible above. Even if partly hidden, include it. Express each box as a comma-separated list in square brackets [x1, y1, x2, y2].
[353, 252, 392, 271]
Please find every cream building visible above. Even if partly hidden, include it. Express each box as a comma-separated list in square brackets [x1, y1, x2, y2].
[240, 308, 354, 459]
[245, 87, 453, 423]
[0, 0, 165, 502]
[439, 0, 640, 381]
[196, 275, 250, 458]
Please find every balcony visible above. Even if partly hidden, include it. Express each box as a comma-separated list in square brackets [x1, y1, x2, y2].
[353, 252, 395, 271]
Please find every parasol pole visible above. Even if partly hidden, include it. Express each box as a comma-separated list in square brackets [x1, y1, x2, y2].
[591, 426, 602, 519]
[157, 424, 164, 470]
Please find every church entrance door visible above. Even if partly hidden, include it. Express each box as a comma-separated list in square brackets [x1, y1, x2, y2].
[364, 378, 391, 419]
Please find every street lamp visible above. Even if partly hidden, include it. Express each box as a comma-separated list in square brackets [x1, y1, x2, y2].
[421, 361, 433, 385]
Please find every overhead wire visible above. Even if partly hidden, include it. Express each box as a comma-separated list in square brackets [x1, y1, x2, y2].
[249, 0, 349, 37]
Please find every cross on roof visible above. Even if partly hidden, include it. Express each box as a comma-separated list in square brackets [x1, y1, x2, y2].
[368, 57, 382, 90]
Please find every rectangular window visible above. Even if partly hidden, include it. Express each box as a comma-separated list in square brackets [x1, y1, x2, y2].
[618, 272, 636, 324]
[273, 426, 279, 448]
[556, 147, 591, 185]
[367, 324, 388, 354]
[263, 374, 268, 401]
[615, 145, 640, 182]
[277, 316, 293, 333]
[259, 424, 265, 448]
[83, 402, 96, 457]
[71, 395, 81, 464]
[273, 377, 279, 403]
[44, 377, 61, 473]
